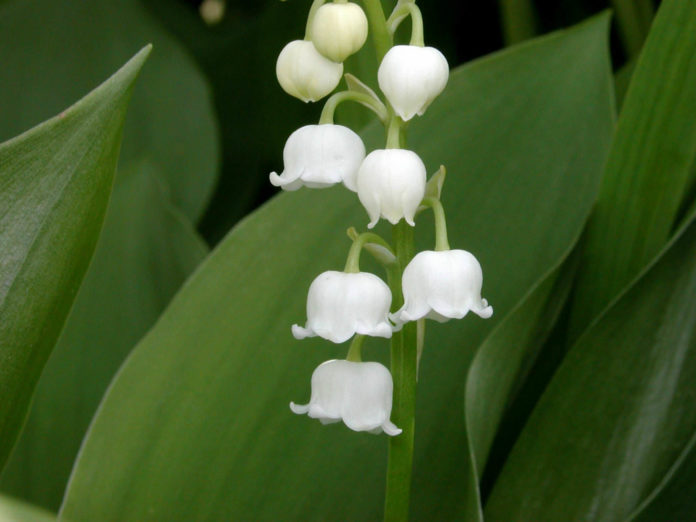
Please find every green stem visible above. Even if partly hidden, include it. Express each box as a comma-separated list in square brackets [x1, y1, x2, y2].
[384, 221, 417, 522]
[346, 335, 365, 362]
[422, 197, 450, 251]
[386, 3, 424, 46]
[360, 0, 393, 61]
[320, 91, 389, 125]
[386, 116, 403, 149]
[344, 232, 394, 273]
[498, 0, 537, 46]
[304, 0, 327, 40]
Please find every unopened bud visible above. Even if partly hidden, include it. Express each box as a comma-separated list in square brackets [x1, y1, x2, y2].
[276, 40, 343, 102]
[311, 2, 368, 63]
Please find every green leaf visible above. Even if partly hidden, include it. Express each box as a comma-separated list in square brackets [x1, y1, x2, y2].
[0, 46, 150, 469]
[454, 243, 578, 522]
[0, 494, 55, 521]
[570, 0, 696, 338]
[466, 249, 577, 478]
[628, 430, 696, 521]
[60, 15, 613, 521]
[0, 160, 207, 509]
[0, 0, 219, 505]
[0, 0, 218, 222]
[485, 215, 696, 520]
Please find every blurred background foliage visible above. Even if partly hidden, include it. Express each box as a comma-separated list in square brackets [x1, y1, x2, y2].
[5, 0, 693, 519]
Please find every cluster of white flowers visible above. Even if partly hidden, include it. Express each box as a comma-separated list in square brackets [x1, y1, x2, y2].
[272, 0, 492, 437]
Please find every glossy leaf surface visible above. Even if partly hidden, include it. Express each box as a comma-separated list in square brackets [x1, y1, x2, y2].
[570, 0, 696, 337]
[0, 160, 207, 509]
[486, 215, 696, 520]
[0, 47, 149, 469]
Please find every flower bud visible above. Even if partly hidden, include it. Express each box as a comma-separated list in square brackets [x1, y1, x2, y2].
[310, 2, 368, 63]
[269, 124, 365, 191]
[391, 249, 493, 324]
[378, 45, 449, 121]
[290, 359, 402, 436]
[292, 271, 393, 343]
[276, 40, 343, 102]
[357, 149, 426, 228]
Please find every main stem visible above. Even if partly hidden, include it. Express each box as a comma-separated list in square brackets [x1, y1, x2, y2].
[384, 221, 417, 522]
[359, 2, 417, 518]
[361, 0, 392, 60]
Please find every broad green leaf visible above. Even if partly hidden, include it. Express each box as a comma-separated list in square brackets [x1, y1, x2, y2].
[614, 58, 636, 111]
[466, 249, 577, 477]
[0, 0, 219, 505]
[0, 494, 55, 521]
[485, 215, 696, 521]
[455, 247, 578, 521]
[570, 0, 696, 338]
[60, 15, 613, 521]
[628, 430, 696, 521]
[0, 47, 150, 469]
[0, 0, 218, 222]
[0, 160, 207, 509]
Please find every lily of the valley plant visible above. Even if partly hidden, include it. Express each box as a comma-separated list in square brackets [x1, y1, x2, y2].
[272, 0, 492, 518]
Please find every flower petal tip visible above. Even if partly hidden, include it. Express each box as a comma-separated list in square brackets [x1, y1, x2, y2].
[479, 306, 493, 319]
[383, 422, 402, 436]
[268, 171, 281, 186]
[475, 299, 493, 319]
[290, 401, 309, 414]
[291, 324, 312, 339]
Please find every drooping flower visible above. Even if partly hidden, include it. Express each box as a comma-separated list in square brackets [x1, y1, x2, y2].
[269, 124, 365, 191]
[356, 149, 426, 228]
[378, 45, 449, 121]
[276, 40, 343, 102]
[290, 359, 402, 436]
[391, 249, 493, 324]
[311, 2, 368, 63]
[292, 271, 393, 343]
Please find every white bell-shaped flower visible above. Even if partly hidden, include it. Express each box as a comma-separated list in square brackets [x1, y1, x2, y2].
[276, 40, 343, 102]
[292, 271, 393, 343]
[378, 45, 449, 121]
[269, 124, 365, 191]
[357, 149, 426, 228]
[311, 2, 368, 63]
[391, 249, 493, 324]
[290, 360, 402, 436]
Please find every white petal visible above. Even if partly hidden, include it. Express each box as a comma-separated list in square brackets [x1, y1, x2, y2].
[382, 421, 403, 436]
[291, 360, 401, 436]
[357, 149, 426, 228]
[295, 271, 393, 343]
[289, 401, 309, 414]
[398, 250, 492, 323]
[291, 324, 314, 339]
[271, 124, 365, 192]
[269, 170, 304, 191]
[378, 46, 449, 121]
